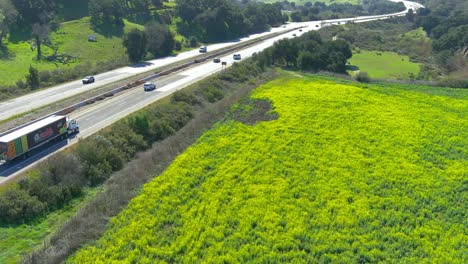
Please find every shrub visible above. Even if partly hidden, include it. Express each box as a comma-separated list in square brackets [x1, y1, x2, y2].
[355, 71, 371, 83]
[171, 90, 200, 105]
[174, 41, 182, 51]
[0, 189, 46, 223]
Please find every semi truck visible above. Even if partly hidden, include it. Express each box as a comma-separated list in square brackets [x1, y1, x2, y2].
[0, 115, 79, 164]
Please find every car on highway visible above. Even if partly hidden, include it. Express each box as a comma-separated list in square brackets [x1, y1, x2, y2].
[292, 33, 297, 37]
[199, 46, 207, 53]
[299, 29, 303, 32]
[143, 82, 156, 91]
[213, 58, 221, 63]
[82, 76, 95, 84]
[233, 54, 241, 60]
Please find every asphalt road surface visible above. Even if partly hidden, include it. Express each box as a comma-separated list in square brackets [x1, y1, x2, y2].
[0, 0, 421, 124]
[0, 0, 423, 184]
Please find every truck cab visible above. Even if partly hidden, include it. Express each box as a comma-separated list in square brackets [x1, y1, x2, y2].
[67, 119, 80, 135]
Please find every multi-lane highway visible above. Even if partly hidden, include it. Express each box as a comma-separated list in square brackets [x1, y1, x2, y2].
[0, 0, 423, 183]
[0, 0, 422, 123]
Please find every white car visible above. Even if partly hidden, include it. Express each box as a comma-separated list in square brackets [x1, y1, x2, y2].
[199, 46, 207, 53]
[233, 54, 241, 60]
[143, 82, 156, 91]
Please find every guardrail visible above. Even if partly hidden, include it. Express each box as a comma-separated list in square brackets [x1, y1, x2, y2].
[0, 26, 303, 138]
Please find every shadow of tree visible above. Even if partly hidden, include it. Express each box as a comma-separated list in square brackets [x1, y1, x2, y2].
[346, 65, 360, 71]
[8, 25, 32, 43]
[0, 46, 16, 60]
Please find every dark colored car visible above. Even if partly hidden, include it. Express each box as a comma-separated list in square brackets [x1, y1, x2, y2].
[82, 76, 95, 84]
[213, 58, 221, 63]
[233, 54, 241, 60]
[143, 82, 156, 91]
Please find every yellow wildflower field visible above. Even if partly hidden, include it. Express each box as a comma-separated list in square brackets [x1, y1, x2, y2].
[73, 72, 467, 263]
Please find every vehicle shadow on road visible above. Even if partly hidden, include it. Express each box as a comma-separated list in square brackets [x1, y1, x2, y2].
[0, 139, 68, 178]
[131, 62, 155, 68]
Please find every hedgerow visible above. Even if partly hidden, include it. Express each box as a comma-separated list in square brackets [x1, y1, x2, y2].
[72, 73, 467, 263]
[0, 60, 268, 225]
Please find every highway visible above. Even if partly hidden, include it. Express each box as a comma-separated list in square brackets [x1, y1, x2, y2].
[0, 0, 423, 184]
[0, 0, 422, 124]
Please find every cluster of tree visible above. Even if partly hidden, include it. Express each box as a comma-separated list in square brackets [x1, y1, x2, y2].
[0, 0, 57, 59]
[0, 0, 167, 57]
[0, 58, 266, 225]
[413, 0, 467, 72]
[88, 0, 164, 32]
[254, 31, 352, 74]
[123, 22, 174, 62]
[289, 0, 406, 22]
[176, 0, 287, 41]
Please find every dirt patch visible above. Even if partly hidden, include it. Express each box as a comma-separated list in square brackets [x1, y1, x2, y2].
[229, 98, 278, 125]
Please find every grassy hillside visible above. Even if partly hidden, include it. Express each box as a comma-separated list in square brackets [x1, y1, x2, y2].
[72, 72, 467, 263]
[348, 50, 420, 79]
[0, 189, 98, 264]
[0, 17, 142, 86]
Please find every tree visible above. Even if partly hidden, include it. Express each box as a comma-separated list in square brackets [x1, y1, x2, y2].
[145, 22, 175, 57]
[26, 65, 40, 89]
[0, 0, 17, 47]
[11, 0, 55, 59]
[406, 9, 414, 22]
[89, 0, 125, 31]
[176, 0, 203, 22]
[32, 22, 50, 59]
[123, 28, 148, 62]
[0, 188, 46, 223]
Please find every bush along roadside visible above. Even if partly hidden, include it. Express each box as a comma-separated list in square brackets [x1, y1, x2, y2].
[0, 59, 274, 226]
[21, 65, 278, 264]
[1, 29, 355, 226]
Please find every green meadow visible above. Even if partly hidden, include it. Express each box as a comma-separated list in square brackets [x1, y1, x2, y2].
[72, 72, 467, 263]
[349, 50, 420, 79]
[0, 17, 143, 86]
[0, 188, 98, 264]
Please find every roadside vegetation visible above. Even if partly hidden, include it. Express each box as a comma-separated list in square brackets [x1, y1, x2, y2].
[21, 61, 279, 264]
[348, 50, 420, 79]
[0, 29, 355, 262]
[0, 0, 466, 262]
[0, 29, 353, 226]
[0, 188, 98, 264]
[0, 0, 286, 100]
[318, 0, 467, 86]
[284, 0, 405, 22]
[72, 72, 467, 263]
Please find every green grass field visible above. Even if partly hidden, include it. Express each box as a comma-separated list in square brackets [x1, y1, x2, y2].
[72, 72, 467, 263]
[0, 17, 142, 86]
[0, 188, 98, 264]
[348, 50, 420, 79]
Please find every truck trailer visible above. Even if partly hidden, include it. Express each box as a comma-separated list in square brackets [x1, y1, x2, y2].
[0, 115, 79, 164]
